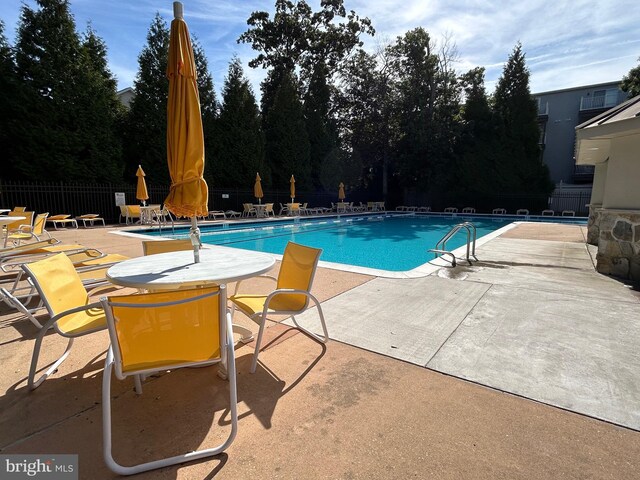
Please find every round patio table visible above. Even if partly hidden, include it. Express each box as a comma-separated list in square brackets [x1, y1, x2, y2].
[106, 246, 275, 291]
[107, 246, 276, 352]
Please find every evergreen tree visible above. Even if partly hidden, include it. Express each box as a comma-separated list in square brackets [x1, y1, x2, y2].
[74, 25, 125, 181]
[304, 60, 338, 190]
[388, 28, 439, 190]
[124, 13, 170, 186]
[493, 42, 553, 195]
[0, 21, 22, 179]
[215, 57, 265, 188]
[621, 56, 640, 97]
[457, 67, 498, 197]
[12, 0, 122, 182]
[263, 69, 311, 189]
[193, 39, 218, 187]
[125, 16, 218, 188]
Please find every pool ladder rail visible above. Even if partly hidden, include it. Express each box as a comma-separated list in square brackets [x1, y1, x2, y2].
[428, 222, 478, 267]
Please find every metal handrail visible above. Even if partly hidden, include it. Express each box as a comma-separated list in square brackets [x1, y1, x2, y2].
[428, 222, 477, 266]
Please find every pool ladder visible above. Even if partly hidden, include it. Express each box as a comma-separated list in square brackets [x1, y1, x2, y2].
[428, 222, 478, 267]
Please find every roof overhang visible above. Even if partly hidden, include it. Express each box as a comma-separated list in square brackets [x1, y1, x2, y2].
[575, 96, 640, 165]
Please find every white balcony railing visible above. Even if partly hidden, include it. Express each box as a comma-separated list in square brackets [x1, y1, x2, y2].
[580, 91, 626, 111]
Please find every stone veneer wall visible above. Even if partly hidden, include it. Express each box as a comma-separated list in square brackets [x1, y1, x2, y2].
[589, 207, 640, 280]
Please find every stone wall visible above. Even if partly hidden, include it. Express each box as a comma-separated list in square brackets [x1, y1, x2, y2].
[593, 209, 640, 280]
[586, 204, 601, 245]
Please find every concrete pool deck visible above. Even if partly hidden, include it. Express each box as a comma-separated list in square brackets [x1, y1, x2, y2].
[1, 221, 639, 478]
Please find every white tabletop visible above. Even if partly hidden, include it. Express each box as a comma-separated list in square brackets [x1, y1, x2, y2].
[0, 216, 25, 226]
[106, 246, 276, 290]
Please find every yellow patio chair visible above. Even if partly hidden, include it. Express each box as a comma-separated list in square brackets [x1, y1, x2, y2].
[230, 241, 329, 373]
[4, 212, 50, 246]
[264, 203, 275, 217]
[125, 205, 141, 224]
[13, 206, 27, 212]
[142, 239, 193, 255]
[4, 210, 34, 235]
[2, 248, 128, 328]
[21, 253, 117, 389]
[100, 286, 238, 475]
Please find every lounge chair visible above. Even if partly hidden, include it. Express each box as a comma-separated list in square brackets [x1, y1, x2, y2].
[541, 209, 554, 216]
[230, 242, 329, 374]
[418, 206, 431, 212]
[208, 210, 227, 220]
[516, 209, 529, 215]
[18, 253, 121, 389]
[492, 208, 507, 215]
[561, 210, 575, 217]
[76, 214, 105, 227]
[444, 207, 458, 213]
[225, 210, 241, 218]
[47, 214, 78, 229]
[4, 212, 50, 246]
[100, 286, 238, 475]
[462, 207, 476, 214]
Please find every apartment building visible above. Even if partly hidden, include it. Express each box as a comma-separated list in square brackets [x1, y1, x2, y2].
[533, 81, 628, 186]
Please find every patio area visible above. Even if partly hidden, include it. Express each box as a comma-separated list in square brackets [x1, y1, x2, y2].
[1, 222, 639, 479]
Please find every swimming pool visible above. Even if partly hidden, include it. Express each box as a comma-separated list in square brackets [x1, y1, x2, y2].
[137, 213, 586, 275]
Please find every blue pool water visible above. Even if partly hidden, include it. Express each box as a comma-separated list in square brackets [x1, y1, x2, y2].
[139, 213, 584, 272]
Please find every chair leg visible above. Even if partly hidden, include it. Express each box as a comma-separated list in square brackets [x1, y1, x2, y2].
[291, 295, 329, 344]
[29, 332, 74, 390]
[250, 312, 269, 374]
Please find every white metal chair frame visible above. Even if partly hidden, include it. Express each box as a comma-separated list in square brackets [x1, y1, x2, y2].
[23, 260, 114, 389]
[230, 246, 329, 374]
[100, 287, 238, 475]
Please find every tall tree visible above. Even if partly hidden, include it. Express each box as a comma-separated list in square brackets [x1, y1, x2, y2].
[74, 25, 125, 181]
[123, 13, 170, 186]
[214, 57, 265, 188]
[124, 15, 218, 188]
[304, 60, 338, 189]
[193, 39, 218, 187]
[493, 42, 553, 195]
[240, 0, 374, 191]
[263, 69, 311, 189]
[621, 56, 640, 97]
[336, 48, 394, 194]
[0, 21, 22, 179]
[388, 28, 440, 191]
[457, 67, 497, 197]
[239, 0, 373, 85]
[12, 0, 122, 182]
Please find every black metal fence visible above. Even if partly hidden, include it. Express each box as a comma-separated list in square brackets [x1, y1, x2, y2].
[0, 180, 349, 223]
[0, 179, 592, 222]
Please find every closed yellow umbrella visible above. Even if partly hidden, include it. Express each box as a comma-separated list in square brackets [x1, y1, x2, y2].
[290, 175, 295, 203]
[254, 172, 264, 204]
[136, 165, 149, 205]
[164, 2, 208, 262]
[338, 182, 345, 201]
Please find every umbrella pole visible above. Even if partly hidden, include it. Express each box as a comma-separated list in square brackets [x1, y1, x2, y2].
[189, 216, 201, 263]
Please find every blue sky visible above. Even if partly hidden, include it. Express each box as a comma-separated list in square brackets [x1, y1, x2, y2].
[1, 0, 639, 98]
